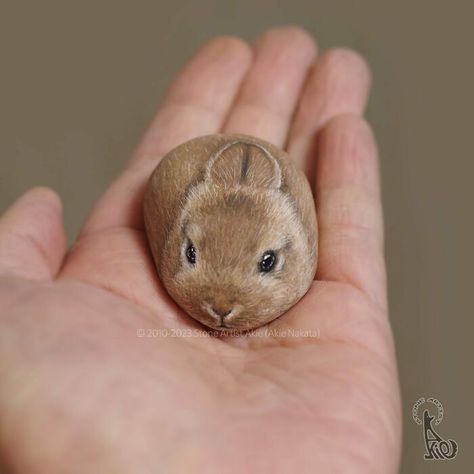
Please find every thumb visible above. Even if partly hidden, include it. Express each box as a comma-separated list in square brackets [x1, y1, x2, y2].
[0, 187, 67, 280]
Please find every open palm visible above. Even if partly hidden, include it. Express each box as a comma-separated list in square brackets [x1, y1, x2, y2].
[0, 27, 401, 473]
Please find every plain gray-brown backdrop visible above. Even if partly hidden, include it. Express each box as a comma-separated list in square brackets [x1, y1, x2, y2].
[0, 1, 471, 472]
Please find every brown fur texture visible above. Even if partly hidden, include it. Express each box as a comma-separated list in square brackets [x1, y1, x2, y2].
[143, 134, 318, 331]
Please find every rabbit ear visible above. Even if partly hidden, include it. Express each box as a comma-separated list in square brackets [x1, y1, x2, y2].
[205, 140, 282, 189]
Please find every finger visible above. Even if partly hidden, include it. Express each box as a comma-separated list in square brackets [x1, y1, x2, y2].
[0, 187, 66, 280]
[81, 36, 252, 235]
[223, 26, 317, 146]
[315, 114, 386, 308]
[287, 48, 371, 177]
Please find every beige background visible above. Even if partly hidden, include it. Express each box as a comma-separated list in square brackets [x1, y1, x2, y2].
[0, 1, 471, 472]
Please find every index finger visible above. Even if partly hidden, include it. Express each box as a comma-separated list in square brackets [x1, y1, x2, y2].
[81, 37, 252, 235]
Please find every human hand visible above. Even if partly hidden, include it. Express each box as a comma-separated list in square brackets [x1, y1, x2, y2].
[0, 26, 401, 473]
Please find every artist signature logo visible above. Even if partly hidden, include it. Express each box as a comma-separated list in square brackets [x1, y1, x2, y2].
[412, 397, 458, 460]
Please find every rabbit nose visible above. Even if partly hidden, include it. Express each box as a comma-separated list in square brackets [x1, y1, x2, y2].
[206, 291, 236, 324]
[211, 306, 233, 318]
[208, 292, 234, 317]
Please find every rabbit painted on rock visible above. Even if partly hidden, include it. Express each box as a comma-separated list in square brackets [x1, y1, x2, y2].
[144, 134, 318, 332]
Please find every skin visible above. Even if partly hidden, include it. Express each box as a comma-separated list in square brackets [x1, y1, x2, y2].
[0, 26, 401, 473]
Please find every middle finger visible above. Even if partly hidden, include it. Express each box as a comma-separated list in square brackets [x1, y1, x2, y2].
[222, 26, 317, 147]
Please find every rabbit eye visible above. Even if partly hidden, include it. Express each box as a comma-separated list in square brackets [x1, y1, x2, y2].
[259, 251, 277, 273]
[185, 243, 197, 265]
